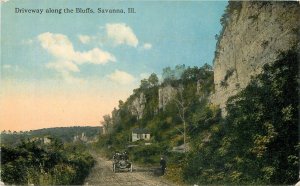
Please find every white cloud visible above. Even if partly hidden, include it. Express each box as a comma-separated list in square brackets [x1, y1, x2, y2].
[76, 48, 116, 65]
[142, 43, 152, 50]
[45, 62, 84, 84]
[76, 24, 149, 49]
[78, 35, 91, 44]
[107, 70, 135, 85]
[37, 32, 116, 82]
[38, 32, 116, 65]
[106, 23, 138, 47]
[38, 33, 79, 61]
[46, 61, 80, 73]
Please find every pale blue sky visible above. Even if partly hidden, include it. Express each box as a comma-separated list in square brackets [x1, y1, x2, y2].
[1, 0, 227, 82]
[0, 0, 227, 131]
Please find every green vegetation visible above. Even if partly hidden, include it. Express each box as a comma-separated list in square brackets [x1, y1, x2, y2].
[97, 48, 298, 185]
[1, 127, 98, 185]
[220, 68, 235, 88]
[1, 126, 101, 146]
[1, 137, 95, 185]
[3, 48, 295, 186]
[96, 64, 214, 184]
[183, 49, 299, 184]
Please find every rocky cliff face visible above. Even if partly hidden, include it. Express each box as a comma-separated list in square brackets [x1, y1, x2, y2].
[129, 82, 201, 118]
[129, 92, 146, 119]
[212, 1, 300, 114]
[158, 85, 177, 111]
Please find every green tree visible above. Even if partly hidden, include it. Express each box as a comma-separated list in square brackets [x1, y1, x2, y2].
[183, 49, 298, 185]
[140, 79, 151, 90]
[148, 73, 159, 87]
[162, 67, 175, 83]
[101, 114, 113, 134]
[225, 49, 298, 184]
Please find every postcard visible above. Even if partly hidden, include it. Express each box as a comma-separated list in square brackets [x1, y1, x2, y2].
[1, 1, 299, 185]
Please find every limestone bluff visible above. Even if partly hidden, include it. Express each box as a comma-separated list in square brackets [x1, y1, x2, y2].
[211, 1, 300, 116]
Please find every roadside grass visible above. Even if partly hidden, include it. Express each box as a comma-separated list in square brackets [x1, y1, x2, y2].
[164, 164, 185, 185]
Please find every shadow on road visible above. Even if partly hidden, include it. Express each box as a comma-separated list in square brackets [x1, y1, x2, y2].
[113, 167, 154, 173]
[114, 167, 164, 178]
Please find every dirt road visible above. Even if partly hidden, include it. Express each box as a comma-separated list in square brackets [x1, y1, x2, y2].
[84, 153, 175, 186]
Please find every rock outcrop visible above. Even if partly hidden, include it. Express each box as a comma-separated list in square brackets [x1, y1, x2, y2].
[212, 1, 300, 115]
[130, 93, 146, 119]
[158, 85, 177, 111]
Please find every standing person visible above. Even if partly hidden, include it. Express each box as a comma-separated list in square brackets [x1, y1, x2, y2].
[160, 157, 166, 175]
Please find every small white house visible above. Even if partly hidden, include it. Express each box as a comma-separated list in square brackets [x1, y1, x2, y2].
[132, 128, 151, 142]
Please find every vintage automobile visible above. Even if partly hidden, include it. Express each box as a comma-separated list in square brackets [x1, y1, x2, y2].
[112, 152, 133, 173]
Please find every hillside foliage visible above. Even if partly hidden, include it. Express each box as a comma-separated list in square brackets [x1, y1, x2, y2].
[96, 64, 216, 182]
[97, 49, 298, 185]
[1, 126, 101, 146]
[183, 49, 299, 184]
[1, 137, 95, 185]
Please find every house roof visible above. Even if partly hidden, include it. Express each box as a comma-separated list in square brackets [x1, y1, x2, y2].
[132, 128, 150, 134]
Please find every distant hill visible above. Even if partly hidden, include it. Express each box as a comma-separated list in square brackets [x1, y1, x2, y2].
[1, 126, 102, 146]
